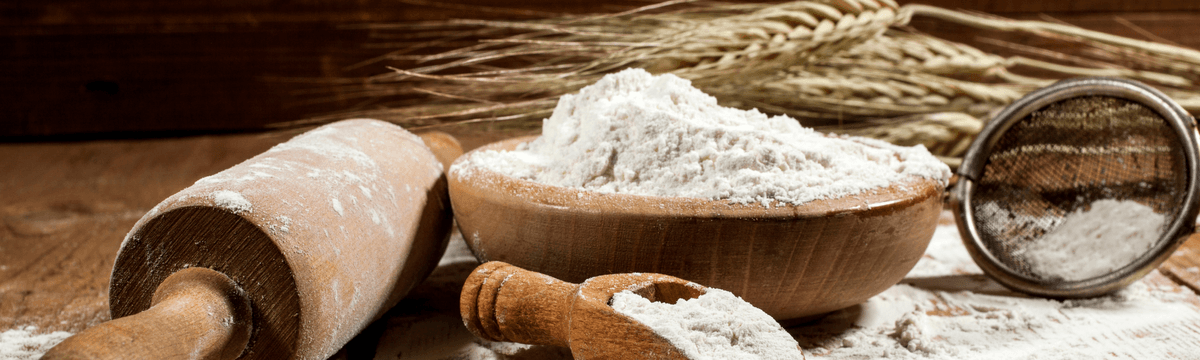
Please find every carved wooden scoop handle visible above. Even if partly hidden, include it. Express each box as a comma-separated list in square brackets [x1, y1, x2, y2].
[460, 261, 576, 347]
[43, 267, 253, 360]
[460, 261, 706, 360]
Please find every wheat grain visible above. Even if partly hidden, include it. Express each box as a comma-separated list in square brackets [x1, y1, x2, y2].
[303, 0, 1200, 167]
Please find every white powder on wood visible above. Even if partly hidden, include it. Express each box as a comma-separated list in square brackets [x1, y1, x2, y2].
[454, 68, 950, 206]
[611, 288, 804, 360]
[0, 326, 72, 360]
[1021, 199, 1165, 281]
[211, 190, 252, 214]
[344, 223, 1200, 360]
[797, 223, 1200, 360]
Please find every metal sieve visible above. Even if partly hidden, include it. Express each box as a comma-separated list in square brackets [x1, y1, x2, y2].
[950, 77, 1200, 298]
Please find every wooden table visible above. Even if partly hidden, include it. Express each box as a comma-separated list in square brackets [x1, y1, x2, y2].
[3, 132, 1200, 359]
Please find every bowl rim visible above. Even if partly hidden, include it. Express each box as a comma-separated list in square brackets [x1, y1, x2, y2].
[449, 135, 945, 220]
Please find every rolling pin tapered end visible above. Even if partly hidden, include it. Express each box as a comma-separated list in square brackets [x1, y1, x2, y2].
[44, 267, 252, 360]
[55, 119, 459, 360]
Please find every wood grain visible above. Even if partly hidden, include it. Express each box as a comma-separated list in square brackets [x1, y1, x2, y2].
[1161, 232, 1200, 293]
[448, 136, 946, 321]
[110, 120, 451, 359]
[0, 127, 486, 338]
[18, 120, 459, 360]
[0, 0, 648, 139]
[907, 0, 1200, 13]
[0, 131, 293, 334]
[43, 267, 253, 360]
[4, 1, 1200, 139]
[461, 261, 700, 360]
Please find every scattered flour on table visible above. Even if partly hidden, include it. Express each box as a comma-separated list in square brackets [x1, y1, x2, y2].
[611, 288, 803, 360]
[211, 190, 252, 214]
[795, 223, 1200, 360]
[0, 326, 72, 360]
[1021, 199, 1165, 281]
[354, 223, 1200, 360]
[453, 68, 950, 206]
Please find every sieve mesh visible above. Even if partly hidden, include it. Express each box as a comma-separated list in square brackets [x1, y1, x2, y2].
[968, 96, 1188, 280]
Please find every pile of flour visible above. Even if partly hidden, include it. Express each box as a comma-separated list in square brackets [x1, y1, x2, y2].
[1021, 199, 1165, 281]
[454, 68, 950, 206]
[611, 288, 803, 360]
[0, 326, 72, 360]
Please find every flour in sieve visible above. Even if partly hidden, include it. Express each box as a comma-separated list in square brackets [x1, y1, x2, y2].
[453, 68, 950, 206]
[1021, 199, 1165, 281]
[610, 288, 804, 360]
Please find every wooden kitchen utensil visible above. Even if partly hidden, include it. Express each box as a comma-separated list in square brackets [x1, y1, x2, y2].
[450, 136, 945, 321]
[44, 119, 462, 360]
[461, 261, 705, 360]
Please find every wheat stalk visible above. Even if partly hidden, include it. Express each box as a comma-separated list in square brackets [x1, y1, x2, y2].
[294, 0, 1200, 167]
[901, 5, 1200, 73]
[818, 112, 982, 165]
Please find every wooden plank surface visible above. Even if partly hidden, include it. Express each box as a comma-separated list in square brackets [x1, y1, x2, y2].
[0, 128, 518, 335]
[4, 0, 1200, 139]
[0, 0, 648, 138]
[1162, 233, 1200, 293]
[0, 131, 295, 333]
[4, 132, 1200, 359]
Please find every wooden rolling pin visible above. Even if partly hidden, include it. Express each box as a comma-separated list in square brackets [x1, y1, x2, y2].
[44, 119, 462, 360]
[461, 261, 707, 360]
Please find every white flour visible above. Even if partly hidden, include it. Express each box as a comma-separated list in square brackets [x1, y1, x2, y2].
[211, 190, 252, 214]
[795, 223, 1200, 360]
[974, 201, 1063, 240]
[611, 288, 803, 360]
[1021, 199, 1165, 281]
[454, 68, 950, 206]
[0, 326, 72, 360]
[322, 222, 1200, 360]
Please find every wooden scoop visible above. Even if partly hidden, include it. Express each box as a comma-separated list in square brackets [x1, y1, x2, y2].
[44, 120, 462, 360]
[461, 261, 708, 360]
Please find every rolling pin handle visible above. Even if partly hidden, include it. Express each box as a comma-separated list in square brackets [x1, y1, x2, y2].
[43, 267, 253, 360]
[460, 261, 576, 348]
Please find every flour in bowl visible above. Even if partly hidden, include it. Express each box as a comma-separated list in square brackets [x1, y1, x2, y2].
[453, 68, 950, 206]
[611, 288, 804, 360]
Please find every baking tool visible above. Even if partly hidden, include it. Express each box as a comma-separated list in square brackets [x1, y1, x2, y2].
[951, 77, 1200, 297]
[461, 261, 704, 360]
[449, 136, 944, 320]
[44, 120, 461, 360]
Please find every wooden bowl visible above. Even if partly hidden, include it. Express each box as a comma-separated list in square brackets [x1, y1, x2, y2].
[448, 136, 945, 320]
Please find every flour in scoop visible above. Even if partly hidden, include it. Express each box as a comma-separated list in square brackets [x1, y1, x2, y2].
[454, 68, 950, 206]
[611, 288, 803, 360]
[1022, 199, 1165, 281]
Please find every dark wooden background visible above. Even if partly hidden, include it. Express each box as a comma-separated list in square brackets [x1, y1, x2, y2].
[4, 0, 1200, 140]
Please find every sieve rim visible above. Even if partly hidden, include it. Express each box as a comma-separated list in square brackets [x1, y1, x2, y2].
[951, 77, 1200, 298]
